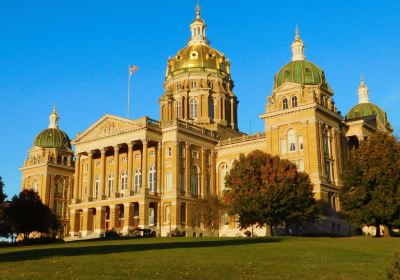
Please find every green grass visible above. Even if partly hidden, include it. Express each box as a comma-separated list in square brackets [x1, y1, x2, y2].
[0, 236, 398, 279]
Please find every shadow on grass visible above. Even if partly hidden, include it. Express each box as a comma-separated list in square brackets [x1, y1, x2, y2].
[0, 238, 280, 262]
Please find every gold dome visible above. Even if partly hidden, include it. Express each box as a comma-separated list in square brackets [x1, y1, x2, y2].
[166, 44, 230, 78]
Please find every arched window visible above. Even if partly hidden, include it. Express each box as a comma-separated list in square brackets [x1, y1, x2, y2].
[166, 172, 172, 190]
[220, 163, 228, 193]
[322, 128, 330, 156]
[121, 170, 128, 191]
[282, 98, 288, 110]
[148, 165, 156, 192]
[94, 176, 100, 198]
[181, 203, 186, 224]
[191, 80, 197, 89]
[189, 99, 198, 119]
[175, 101, 181, 119]
[134, 168, 142, 193]
[31, 179, 39, 193]
[107, 173, 114, 197]
[149, 207, 155, 226]
[165, 205, 171, 223]
[209, 98, 214, 119]
[288, 129, 296, 152]
[191, 166, 199, 195]
[291, 96, 298, 107]
[56, 179, 63, 198]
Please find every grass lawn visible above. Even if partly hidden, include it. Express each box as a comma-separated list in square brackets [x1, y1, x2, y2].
[0, 236, 398, 279]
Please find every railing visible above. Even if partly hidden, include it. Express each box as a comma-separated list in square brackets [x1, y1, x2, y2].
[218, 132, 266, 146]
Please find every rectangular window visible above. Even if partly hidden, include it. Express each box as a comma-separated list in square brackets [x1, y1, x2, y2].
[84, 164, 88, 173]
[280, 139, 287, 154]
[180, 146, 185, 158]
[180, 172, 185, 193]
[167, 147, 172, 157]
[298, 159, 304, 172]
[95, 162, 101, 168]
[206, 176, 211, 195]
[325, 160, 331, 181]
[166, 172, 172, 190]
[192, 151, 199, 159]
[149, 151, 155, 157]
[122, 156, 127, 163]
[109, 159, 114, 165]
[135, 154, 141, 160]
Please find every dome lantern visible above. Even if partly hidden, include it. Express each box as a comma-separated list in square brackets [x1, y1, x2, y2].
[188, 4, 208, 46]
[48, 104, 59, 129]
[291, 26, 305, 61]
[357, 76, 370, 104]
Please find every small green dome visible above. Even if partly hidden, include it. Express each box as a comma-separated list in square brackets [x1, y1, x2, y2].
[346, 102, 393, 129]
[274, 60, 327, 89]
[34, 128, 71, 149]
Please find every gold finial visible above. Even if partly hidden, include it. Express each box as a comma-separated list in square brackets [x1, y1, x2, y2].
[360, 74, 365, 87]
[53, 103, 57, 113]
[196, 3, 201, 19]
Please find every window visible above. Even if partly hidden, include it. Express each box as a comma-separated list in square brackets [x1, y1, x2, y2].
[220, 163, 228, 193]
[175, 101, 182, 119]
[176, 83, 182, 90]
[181, 203, 186, 224]
[209, 98, 214, 119]
[210, 82, 214, 89]
[56, 180, 63, 198]
[31, 179, 39, 193]
[189, 99, 198, 119]
[121, 170, 128, 190]
[165, 205, 171, 223]
[107, 173, 114, 197]
[94, 176, 100, 198]
[180, 171, 185, 193]
[96, 161, 101, 168]
[206, 176, 211, 195]
[149, 151, 155, 157]
[291, 96, 298, 107]
[192, 151, 199, 159]
[180, 145, 185, 158]
[166, 172, 172, 190]
[288, 129, 296, 152]
[323, 128, 330, 156]
[134, 154, 141, 160]
[122, 156, 127, 163]
[282, 98, 288, 110]
[148, 166, 156, 192]
[109, 159, 114, 165]
[298, 159, 304, 172]
[149, 207, 155, 226]
[280, 139, 287, 154]
[191, 80, 197, 88]
[191, 166, 199, 195]
[298, 135, 304, 151]
[325, 160, 331, 181]
[134, 168, 142, 193]
[207, 153, 211, 165]
[166, 147, 172, 157]
[84, 164, 88, 173]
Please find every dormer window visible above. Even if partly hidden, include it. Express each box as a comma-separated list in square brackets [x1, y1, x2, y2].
[191, 81, 197, 89]
[291, 96, 298, 107]
[282, 98, 288, 110]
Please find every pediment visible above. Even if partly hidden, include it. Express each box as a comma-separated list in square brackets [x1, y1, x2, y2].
[72, 114, 144, 144]
[273, 82, 303, 94]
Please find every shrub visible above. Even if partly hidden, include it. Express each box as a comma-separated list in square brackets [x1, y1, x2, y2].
[168, 228, 185, 237]
[387, 252, 400, 280]
[103, 229, 121, 240]
[244, 230, 252, 237]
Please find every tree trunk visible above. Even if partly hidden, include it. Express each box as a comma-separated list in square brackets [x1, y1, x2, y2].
[265, 224, 272, 237]
[375, 224, 381, 237]
[383, 225, 392, 237]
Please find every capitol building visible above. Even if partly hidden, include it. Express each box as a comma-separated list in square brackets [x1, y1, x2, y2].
[19, 6, 393, 238]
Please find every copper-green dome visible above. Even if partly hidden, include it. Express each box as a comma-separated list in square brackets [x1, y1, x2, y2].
[346, 102, 393, 129]
[274, 60, 327, 89]
[34, 128, 71, 149]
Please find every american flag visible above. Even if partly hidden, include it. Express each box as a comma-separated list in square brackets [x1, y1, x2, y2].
[129, 65, 138, 76]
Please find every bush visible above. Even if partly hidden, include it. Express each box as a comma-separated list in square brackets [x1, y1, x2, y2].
[244, 230, 252, 237]
[103, 229, 121, 240]
[387, 252, 400, 280]
[168, 228, 186, 237]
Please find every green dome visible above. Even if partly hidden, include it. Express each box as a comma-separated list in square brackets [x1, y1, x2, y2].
[346, 102, 393, 129]
[274, 60, 327, 89]
[34, 128, 71, 149]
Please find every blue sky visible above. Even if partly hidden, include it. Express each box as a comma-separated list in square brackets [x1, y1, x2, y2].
[1, 0, 399, 197]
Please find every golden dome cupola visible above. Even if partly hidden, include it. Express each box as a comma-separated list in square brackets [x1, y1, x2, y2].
[188, 5, 209, 46]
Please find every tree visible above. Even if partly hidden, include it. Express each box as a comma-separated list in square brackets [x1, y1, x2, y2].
[339, 132, 400, 237]
[192, 195, 226, 236]
[0, 176, 9, 239]
[224, 150, 318, 236]
[6, 189, 60, 241]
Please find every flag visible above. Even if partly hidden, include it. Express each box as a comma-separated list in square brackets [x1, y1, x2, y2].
[129, 65, 139, 76]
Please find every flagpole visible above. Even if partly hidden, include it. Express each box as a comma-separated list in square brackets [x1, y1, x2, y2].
[127, 65, 131, 119]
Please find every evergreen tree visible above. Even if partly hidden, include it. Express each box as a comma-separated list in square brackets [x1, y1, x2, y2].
[339, 133, 400, 237]
[224, 150, 318, 235]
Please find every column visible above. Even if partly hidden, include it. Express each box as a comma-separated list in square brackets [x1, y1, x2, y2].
[174, 141, 180, 193]
[87, 151, 93, 200]
[142, 139, 148, 193]
[201, 147, 206, 198]
[331, 129, 338, 185]
[157, 202, 161, 235]
[95, 206, 106, 235]
[100, 148, 106, 199]
[185, 142, 190, 195]
[113, 145, 120, 196]
[127, 142, 133, 192]
[82, 208, 94, 236]
[156, 142, 162, 193]
[230, 98, 235, 129]
[139, 202, 149, 228]
[211, 151, 216, 195]
[123, 203, 134, 235]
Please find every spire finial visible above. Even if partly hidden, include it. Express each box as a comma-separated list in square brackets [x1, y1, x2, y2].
[196, 3, 201, 19]
[358, 75, 369, 104]
[48, 104, 59, 129]
[291, 26, 305, 61]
